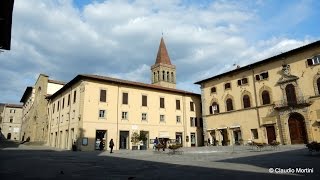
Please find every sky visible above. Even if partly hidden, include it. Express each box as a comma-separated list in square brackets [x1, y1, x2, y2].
[0, 0, 319, 104]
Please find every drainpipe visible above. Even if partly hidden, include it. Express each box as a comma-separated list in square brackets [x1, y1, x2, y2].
[251, 67, 261, 128]
[116, 84, 120, 150]
[182, 93, 187, 147]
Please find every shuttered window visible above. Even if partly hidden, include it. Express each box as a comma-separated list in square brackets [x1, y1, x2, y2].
[176, 100, 180, 110]
[122, 93, 128, 104]
[100, 89, 106, 102]
[243, 95, 251, 108]
[160, 97, 165, 108]
[142, 95, 147, 106]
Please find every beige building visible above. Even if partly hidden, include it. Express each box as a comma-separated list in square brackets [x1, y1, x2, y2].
[20, 74, 65, 142]
[196, 40, 320, 145]
[47, 38, 203, 151]
[0, 104, 23, 141]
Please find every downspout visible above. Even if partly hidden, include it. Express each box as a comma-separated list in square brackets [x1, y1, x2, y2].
[251, 67, 261, 127]
[182, 93, 187, 147]
[116, 83, 120, 150]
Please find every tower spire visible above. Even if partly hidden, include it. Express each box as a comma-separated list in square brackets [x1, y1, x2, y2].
[155, 37, 172, 65]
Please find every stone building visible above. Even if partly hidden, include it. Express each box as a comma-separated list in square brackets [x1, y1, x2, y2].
[20, 74, 65, 143]
[47, 38, 203, 151]
[195, 40, 320, 145]
[0, 104, 23, 141]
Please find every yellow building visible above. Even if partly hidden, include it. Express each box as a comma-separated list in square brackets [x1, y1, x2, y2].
[47, 38, 203, 151]
[195, 40, 320, 145]
[0, 104, 23, 141]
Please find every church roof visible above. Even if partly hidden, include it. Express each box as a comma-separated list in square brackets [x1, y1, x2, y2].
[155, 37, 172, 65]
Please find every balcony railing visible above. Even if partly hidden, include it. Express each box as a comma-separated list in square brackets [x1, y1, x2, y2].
[274, 96, 311, 109]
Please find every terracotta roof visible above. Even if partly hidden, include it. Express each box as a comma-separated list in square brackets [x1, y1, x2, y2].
[195, 40, 320, 84]
[5, 104, 23, 108]
[49, 74, 199, 100]
[48, 79, 66, 85]
[155, 37, 172, 65]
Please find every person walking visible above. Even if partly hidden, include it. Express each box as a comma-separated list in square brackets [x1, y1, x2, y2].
[153, 137, 159, 150]
[109, 139, 114, 153]
[99, 139, 105, 151]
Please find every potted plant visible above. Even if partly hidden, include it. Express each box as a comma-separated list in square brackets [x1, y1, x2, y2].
[139, 131, 148, 150]
[131, 132, 140, 150]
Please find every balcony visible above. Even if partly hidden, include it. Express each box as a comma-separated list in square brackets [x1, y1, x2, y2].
[274, 96, 312, 110]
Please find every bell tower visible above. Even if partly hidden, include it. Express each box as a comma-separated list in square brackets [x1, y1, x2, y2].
[151, 37, 176, 89]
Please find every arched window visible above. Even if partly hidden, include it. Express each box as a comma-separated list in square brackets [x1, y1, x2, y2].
[243, 95, 251, 108]
[262, 90, 271, 105]
[317, 77, 320, 95]
[171, 72, 174, 82]
[162, 71, 165, 80]
[153, 72, 156, 82]
[167, 71, 170, 82]
[285, 84, 297, 106]
[226, 98, 233, 111]
[158, 71, 160, 81]
[209, 102, 219, 114]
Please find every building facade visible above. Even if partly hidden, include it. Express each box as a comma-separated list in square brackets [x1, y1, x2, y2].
[20, 74, 65, 142]
[0, 104, 23, 141]
[47, 38, 203, 151]
[196, 40, 320, 145]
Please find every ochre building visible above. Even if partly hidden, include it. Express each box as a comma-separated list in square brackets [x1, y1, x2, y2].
[0, 104, 23, 141]
[47, 38, 203, 151]
[195, 40, 320, 145]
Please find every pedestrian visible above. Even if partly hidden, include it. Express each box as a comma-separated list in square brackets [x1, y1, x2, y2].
[109, 139, 114, 153]
[153, 137, 158, 150]
[99, 139, 105, 151]
[207, 138, 211, 146]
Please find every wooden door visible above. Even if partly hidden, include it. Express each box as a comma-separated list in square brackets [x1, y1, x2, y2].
[285, 84, 297, 106]
[266, 126, 276, 144]
[288, 117, 307, 144]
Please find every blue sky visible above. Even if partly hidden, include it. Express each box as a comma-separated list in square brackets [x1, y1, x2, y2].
[0, 0, 319, 104]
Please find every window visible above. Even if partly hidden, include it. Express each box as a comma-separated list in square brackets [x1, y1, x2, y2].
[99, 110, 106, 118]
[100, 89, 106, 102]
[62, 98, 65, 109]
[176, 100, 180, 110]
[224, 83, 231, 90]
[307, 55, 320, 66]
[160, 115, 165, 122]
[237, 78, 248, 86]
[243, 95, 251, 108]
[317, 78, 320, 95]
[122, 93, 128, 105]
[53, 103, 55, 113]
[262, 91, 271, 105]
[10, 109, 15, 113]
[199, 118, 203, 128]
[285, 84, 297, 106]
[67, 94, 70, 106]
[190, 102, 194, 111]
[122, 112, 128, 120]
[73, 90, 77, 103]
[9, 117, 13, 123]
[210, 102, 219, 114]
[176, 116, 181, 123]
[190, 117, 196, 127]
[142, 95, 147, 106]
[142, 113, 147, 121]
[211, 87, 216, 93]
[251, 129, 259, 139]
[226, 98, 233, 111]
[57, 101, 60, 111]
[160, 97, 165, 108]
[255, 72, 269, 81]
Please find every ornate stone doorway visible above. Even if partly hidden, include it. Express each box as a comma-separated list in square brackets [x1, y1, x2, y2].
[288, 113, 308, 144]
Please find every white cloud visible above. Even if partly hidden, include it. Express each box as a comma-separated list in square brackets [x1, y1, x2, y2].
[0, 0, 318, 102]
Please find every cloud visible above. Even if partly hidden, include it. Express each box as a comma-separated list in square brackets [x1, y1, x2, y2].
[0, 0, 318, 103]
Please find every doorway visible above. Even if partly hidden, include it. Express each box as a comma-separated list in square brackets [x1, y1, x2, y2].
[95, 130, 107, 150]
[7, 133, 11, 140]
[233, 129, 242, 145]
[120, 131, 129, 149]
[266, 126, 276, 144]
[220, 129, 229, 146]
[175, 132, 183, 145]
[288, 113, 308, 144]
[190, 133, 196, 147]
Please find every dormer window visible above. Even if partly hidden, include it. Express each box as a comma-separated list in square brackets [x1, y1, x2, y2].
[307, 55, 320, 66]
[237, 78, 248, 86]
[255, 72, 269, 81]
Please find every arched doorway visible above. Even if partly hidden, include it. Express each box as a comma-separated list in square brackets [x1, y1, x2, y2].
[7, 133, 11, 140]
[288, 113, 308, 144]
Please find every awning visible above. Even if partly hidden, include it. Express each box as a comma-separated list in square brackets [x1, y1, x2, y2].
[217, 127, 228, 130]
[207, 128, 215, 131]
[229, 125, 240, 129]
[159, 131, 170, 138]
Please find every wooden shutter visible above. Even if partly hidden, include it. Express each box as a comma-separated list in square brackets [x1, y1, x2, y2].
[176, 100, 180, 110]
[100, 90, 106, 102]
[255, 75, 260, 81]
[160, 98, 165, 108]
[122, 93, 128, 104]
[237, 80, 241, 86]
[142, 95, 147, 106]
[307, 59, 313, 66]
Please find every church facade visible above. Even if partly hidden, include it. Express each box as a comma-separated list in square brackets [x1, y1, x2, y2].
[47, 38, 203, 151]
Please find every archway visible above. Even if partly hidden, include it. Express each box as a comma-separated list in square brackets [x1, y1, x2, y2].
[288, 113, 308, 144]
